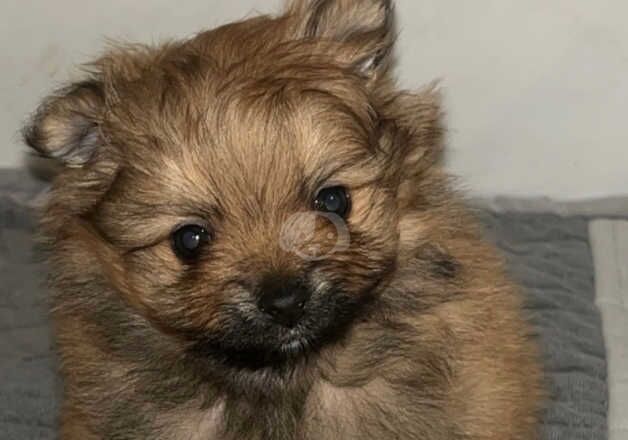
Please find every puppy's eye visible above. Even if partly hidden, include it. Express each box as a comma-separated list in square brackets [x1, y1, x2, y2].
[171, 224, 211, 261]
[313, 186, 350, 217]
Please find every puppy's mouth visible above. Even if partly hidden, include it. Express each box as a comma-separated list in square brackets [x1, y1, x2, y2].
[277, 328, 311, 357]
[188, 287, 372, 370]
[189, 326, 316, 371]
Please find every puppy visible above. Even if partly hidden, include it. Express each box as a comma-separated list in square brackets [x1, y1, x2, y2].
[25, 0, 543, 438]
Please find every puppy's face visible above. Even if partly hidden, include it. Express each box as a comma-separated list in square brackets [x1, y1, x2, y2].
[95, 79, 398, 362]
[26, 0, 442, 366]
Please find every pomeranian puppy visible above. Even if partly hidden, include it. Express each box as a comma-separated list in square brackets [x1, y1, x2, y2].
[24, 0, 542, 438]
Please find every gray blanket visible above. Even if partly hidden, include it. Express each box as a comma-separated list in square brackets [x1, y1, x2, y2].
[0, 171, 608, 439]
[480, 211, 607, 440]
[0, 192, 58, 439]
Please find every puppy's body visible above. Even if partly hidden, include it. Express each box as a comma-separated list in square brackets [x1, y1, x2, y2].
[26, 1, 542, 438]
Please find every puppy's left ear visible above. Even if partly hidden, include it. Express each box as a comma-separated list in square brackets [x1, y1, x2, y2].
[288, 0, 394, 80]
[23, 80, 105, 167]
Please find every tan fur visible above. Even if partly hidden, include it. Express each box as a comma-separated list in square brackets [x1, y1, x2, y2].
[24, 1, 543, 438]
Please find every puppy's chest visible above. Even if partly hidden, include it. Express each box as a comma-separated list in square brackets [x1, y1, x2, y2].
[301, 379, 401, 439]
[161, 381, 398, 440]
[155, 400, 226, 440]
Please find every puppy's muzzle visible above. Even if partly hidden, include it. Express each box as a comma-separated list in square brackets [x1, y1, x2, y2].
[257, 274, 311, 328]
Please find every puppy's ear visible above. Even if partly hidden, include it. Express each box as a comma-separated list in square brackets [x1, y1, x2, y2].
[24, 80, 105, 167]
[288, 0, 394, 78]
[379, 86, 445, 193]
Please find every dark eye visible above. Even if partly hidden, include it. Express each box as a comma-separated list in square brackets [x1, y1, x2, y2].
[171, 224, 211, 261]
[313, 186, 350, 217]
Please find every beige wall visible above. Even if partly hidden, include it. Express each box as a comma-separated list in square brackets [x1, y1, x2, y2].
[2, 0, 627, 199]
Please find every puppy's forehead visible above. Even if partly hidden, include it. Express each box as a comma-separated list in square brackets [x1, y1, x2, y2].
[129, 76, 377, 207]
[211, 85, 373, 175]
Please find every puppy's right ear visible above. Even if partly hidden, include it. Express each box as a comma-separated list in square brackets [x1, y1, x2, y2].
[24, 80, 105, 167]
[286, 0, 394, 80]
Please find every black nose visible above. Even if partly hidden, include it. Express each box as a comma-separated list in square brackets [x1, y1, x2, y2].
[257, 275, 311, 327]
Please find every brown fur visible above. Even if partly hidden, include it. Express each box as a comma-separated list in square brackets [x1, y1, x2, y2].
[24, 1, 543, 438]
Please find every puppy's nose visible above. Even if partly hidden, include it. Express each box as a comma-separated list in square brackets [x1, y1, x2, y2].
[257, 275, 310, 327]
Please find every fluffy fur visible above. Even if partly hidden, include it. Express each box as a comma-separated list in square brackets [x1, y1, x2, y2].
[24, 0, 543, 438]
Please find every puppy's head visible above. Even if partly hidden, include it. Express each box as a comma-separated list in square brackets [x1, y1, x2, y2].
[25, 0, 443, 367]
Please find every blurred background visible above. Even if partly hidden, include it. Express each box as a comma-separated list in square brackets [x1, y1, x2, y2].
[2, 0, 627, 199]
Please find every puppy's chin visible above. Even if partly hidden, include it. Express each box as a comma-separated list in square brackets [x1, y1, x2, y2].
[188, 290, 371, 371]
